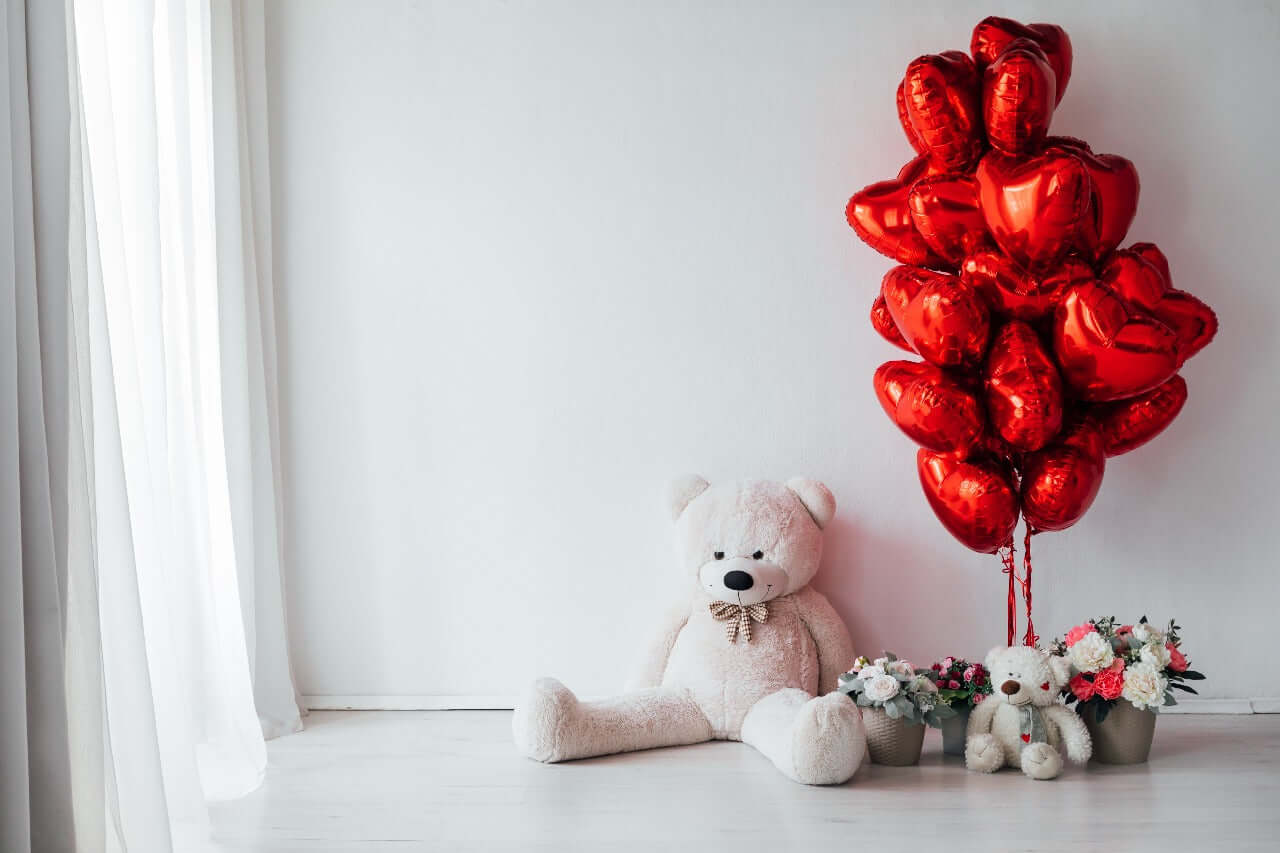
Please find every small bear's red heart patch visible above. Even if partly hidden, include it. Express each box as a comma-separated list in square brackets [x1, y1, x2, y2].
[1021, 733, 1031, 743]
[1040, 682, 1050, 690]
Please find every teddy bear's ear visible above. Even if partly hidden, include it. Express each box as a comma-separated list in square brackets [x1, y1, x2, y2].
[666, 474, 710, 521]
[786, 477, 836, 529]
[984, 646, 1007, 672]
[1047, 653, 1072, 688]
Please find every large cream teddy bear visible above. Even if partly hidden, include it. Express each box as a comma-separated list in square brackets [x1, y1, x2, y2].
[512, 475, 865, 785]
[965, 645, 1092, 779]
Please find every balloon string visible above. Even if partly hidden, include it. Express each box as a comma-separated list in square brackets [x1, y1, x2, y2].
[1000, 542, 1017, 646]
[1021, 526, 1038, 647]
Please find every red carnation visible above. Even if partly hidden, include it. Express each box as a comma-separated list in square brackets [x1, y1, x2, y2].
[1069, 674, 1095, 702]
[1167, 644, 1188, 673]
[1093, 659, 1126, 700]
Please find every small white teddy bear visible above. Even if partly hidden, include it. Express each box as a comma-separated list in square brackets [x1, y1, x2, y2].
[965, 645, 1092, 780]
[512, 476, 866, 785]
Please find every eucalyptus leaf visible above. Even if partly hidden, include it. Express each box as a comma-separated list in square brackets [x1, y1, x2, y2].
[1163, 693, 1178, 707]
[883, 700, 900, 719]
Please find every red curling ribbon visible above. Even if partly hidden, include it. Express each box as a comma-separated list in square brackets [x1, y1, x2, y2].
[1021, 526, 1038, 647]
[1000, 541, 1017, 646]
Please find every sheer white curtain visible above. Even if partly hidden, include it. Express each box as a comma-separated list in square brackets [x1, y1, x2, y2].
[2, 0, 301, 850]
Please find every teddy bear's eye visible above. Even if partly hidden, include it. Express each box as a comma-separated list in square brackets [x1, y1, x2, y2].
[714, 551, 725, 560]
[752, 550, 763, 560]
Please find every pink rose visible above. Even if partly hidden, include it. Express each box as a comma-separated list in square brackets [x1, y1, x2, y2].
[1117, 624, 1134, 636]
[973, 692, 986, 703]
[1167, 644, 1188, 672]
[1093, 659, 1125, 700]
[963, 666, 976, 683]
[1064, 623, 1097, 647]
[1069, 674, 1095, 702]
[947, 679, 961, 689]
[942, 657, 954, 670]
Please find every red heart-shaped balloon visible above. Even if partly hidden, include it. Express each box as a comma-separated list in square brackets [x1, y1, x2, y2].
[1151, 291, 1218, 365]
[902, 51, 984, 172]
[961, 250, 1091, 320]
[896, 77, 927, 155]
[847, 155, 943, 267]
[917, 449, 1019, 553]
[1092, 374, 1188, 456]
[1020, 433, 1105, 532]
[1057, 409, 1107, 463]
[874, 362, 985, 454]
[1126, 243, 1218, 364]
[881, 266, 991, 367]
[977, 150, 1091, 272]
[908, 174, 989, 268]
[1048, 138, 1139, 263]
[983, 39, 1057, 155]
[971, 17, 1073, 105]
[870, 295, 915, 353]
[1102, 249, 1168, 312]
[984, 321, 1064, 451]
[1053, 280, 1180, 401]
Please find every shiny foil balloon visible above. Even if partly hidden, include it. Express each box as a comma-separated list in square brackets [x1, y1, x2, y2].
[874, 360, 938, 419]
[1053, 280, 1180, 401]
[1102, 249, 1168, 312]
[976, 150, 1091, 272]
[1127, 242, 1219, 364]
[896, 78, 927, 155]
[971, 17, 1073, 105]
[1057, 409, 1107, 463]
[902, 51, 984, 172]
[893, 370, 986, 454]
[846, 155, 943, 267]
[907, 174, 989, 268]
[881, 266, 991, 367]
[1020, 439, 1105, 532]
[984, 321, 1064, 451]
[917, 449, 1019, 552]
[1093, 375, 1188, 456]
[870, 295, 915, 352]
[1050, 138, 1140, 263]
[961, 249, 1090, 320]
[983, 39, 1057, 155]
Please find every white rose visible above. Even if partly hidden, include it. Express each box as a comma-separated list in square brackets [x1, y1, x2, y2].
[887, 660, 915, 679]
[1140, 643, 1171, 670]
[857, 665, 886, 681]
[911, 675, 938, 694]
[1122, 661, 1168, 710]
[1068, 631, 1115, 674]
[863, 673, 901, 702]
[873, 657, 890, 668]
[1133, 622, 1166, 646]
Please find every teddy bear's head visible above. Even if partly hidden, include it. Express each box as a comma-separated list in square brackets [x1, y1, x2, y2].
[666, 475, 835, 605]
[983, 645, 1072, 708]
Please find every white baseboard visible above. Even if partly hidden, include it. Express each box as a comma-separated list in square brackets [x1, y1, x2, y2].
[303, 694, 1279, 714]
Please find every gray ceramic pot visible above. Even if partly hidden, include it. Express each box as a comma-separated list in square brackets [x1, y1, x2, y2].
[1081, 700, 1157, 764]
[861, 707, 925, 766]
[940, 705, 971, 756]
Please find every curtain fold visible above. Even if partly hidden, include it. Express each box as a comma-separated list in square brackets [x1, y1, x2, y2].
[3, 0, 301, 850]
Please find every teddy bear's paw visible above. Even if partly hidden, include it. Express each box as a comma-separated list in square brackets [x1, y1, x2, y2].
[512, 677, 579, 763]
[1020, 742, 1064, 780]
[965, 733, 1003, 773]
[788, 693, 865, 785]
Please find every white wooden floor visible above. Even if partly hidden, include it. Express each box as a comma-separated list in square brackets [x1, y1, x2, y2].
[209, 711, 1280, 852]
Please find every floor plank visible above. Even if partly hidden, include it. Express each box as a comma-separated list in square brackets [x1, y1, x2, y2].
[210, 711, 1280, 852]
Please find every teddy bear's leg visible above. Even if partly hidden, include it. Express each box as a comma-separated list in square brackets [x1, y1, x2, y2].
[512, 677, 712, 763]
[1020, 742, 1064, 780]
[964, 733, 1004, 773]
[740, 689, 865, 785]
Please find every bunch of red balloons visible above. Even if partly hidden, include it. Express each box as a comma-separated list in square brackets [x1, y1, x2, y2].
[848, 17, 1217, 556]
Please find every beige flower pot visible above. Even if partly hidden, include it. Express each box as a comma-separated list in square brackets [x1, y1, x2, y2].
[860, 706, 925, 766]
[1081, 701, 1157, 764]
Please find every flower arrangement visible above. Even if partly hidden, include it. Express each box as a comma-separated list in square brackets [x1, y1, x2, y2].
[838, 652, 956, 727]
[926, 655, 993, 710]
[1050, 616, 1204, 721]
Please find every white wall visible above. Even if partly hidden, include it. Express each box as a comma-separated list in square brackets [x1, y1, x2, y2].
[265, 0, 1280, 705]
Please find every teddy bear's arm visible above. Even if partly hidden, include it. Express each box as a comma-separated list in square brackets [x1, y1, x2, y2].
[1041, 703, 1092, 763]
[793, 586, 854, 693]
[622, 600, 691, 692]
[965, 693, 999, 737]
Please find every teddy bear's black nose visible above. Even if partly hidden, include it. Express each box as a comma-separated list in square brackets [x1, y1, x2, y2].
[1000, 680, 1020, 695]
[723, 570, 754, 591]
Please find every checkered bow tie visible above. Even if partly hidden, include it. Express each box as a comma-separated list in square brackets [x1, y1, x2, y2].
[708, 601, 769, 643]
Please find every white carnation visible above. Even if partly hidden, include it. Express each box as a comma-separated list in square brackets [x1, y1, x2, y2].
[1140, 643, 1171, 670]
[1122, 661, 1168, 710]
[863, 674, 901, 702]
[1068, 631, 1115, 674]
[1133, 622, 1166, 646]
[887, 660, 915, 679]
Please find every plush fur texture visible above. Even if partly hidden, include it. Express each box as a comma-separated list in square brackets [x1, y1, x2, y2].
[965, 645, 1092, 780]
[513, 477, 864, 785]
